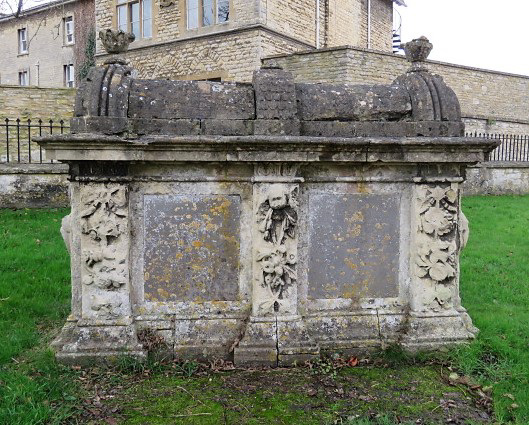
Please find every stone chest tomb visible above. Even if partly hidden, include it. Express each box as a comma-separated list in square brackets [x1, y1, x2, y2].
[38, 35, 497, 366]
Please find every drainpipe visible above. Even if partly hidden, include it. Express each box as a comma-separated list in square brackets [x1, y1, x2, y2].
[35, 61, 40, 87]
[367, 0, 371, 49]
[316, 0, 320, 48]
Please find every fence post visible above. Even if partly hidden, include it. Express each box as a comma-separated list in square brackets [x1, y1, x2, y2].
[38, 119, 43, 163]
[4, 118, 9, 163]
[16, 118, 21, 163]
[27, 119, 32, 163]
[49, 119, 54, 163]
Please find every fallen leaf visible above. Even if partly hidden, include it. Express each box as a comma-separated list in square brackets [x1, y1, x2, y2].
[347, 357, 359, 367]
[503, 393, 515, 401]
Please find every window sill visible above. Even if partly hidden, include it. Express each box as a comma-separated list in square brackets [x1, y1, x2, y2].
[17, 52, 29, 57]
[129, 37, 154, 48]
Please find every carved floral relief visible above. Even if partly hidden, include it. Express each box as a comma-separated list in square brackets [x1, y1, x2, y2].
[415, 185, 458, 284]
[256, 184, 298, 313]
[80, 185, 129, 291]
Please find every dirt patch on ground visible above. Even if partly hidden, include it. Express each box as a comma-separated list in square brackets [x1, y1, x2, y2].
[73, 358, 493, 425]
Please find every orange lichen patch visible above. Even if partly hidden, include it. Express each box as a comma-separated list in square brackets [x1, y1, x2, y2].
[341, 286, 358, 300]
[192, 241, 203, 248]
[157, 288, 171, 299]
[344, 259, 357, 270]
[356, 182, 370, 194]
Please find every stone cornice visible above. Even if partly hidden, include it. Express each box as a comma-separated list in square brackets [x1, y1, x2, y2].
[95, 24, 315, 58]
[36, 134, 498, 165]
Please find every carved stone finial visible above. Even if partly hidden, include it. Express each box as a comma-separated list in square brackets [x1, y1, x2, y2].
[401, 36, 433, 69]
[99, 29, 135, 55]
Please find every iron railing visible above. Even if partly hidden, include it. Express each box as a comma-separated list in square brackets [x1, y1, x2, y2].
[466, 132, 529, 162]
[1, 119, 528, 164]
[1, 118, 69, 164]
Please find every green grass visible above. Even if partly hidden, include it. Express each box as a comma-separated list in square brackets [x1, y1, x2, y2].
[457, 196, 529, 423]
[0, 208, 81, 424]
[0, 197, 528, 424]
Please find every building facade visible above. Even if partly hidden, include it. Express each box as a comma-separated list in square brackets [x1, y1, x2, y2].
[95, 0, 397, 82]
[0, 0, 95, 88]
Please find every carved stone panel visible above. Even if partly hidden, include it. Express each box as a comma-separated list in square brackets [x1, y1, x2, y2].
[308, 193, 400, 300]
[79, 183, 130, 319]
[412, 185, 461, 312]
[80, 184, 129, 291]
[143, 195, 241, 302]
[254, 184, 299, 315]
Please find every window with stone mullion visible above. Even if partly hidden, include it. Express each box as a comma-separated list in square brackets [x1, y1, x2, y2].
[187, 0, 229, 30]
[116, 0, 152, 40]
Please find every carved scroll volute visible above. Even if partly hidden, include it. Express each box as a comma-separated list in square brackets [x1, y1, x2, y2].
[79, 183, 131, 320]
[253, 183, 299, 316]
[412, 184, 463, 313]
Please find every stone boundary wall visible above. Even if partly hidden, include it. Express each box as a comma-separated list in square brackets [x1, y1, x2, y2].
[463, 162, 529, 195]
[263, 46, 529, 134]
[0, 163, 69, 208]
[0, 85, 75, 121]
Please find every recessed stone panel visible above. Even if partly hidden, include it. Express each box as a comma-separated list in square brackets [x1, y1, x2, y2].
[144, 195, 241, 302]
[308, 193, 400, 299]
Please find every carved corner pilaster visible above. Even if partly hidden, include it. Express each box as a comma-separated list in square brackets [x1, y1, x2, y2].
[401, 183, 477, 351]
[53, 182, 146, 364]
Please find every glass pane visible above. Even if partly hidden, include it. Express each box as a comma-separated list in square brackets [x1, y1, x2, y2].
[142, 0, 151, 19]
[217, 0, 229, 23]
[117, 5, 127, 32]
[203, 0, 214, 26]
[142, 0, 152, 37]
[131, 2, 140, 39]
[187, 0, 198, 29]
[143, 19, 152, 38]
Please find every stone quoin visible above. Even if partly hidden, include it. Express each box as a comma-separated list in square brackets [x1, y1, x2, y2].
[37, 33, 498, 366]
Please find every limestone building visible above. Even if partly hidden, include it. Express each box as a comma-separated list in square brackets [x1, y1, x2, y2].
[95, 0, 402, 81]
[0, 0, 95, 88]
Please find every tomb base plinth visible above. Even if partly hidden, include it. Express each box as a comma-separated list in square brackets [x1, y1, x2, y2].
[235, 316, 319, 367]
[400, 310, 478, 353]
[52, 319, 146, 365]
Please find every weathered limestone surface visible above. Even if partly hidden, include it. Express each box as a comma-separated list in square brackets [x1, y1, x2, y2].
[0, 163, 69, 208]
[37, 36, 498, 366]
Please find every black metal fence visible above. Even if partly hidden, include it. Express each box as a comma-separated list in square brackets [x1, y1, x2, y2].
[1, 118, 69, 164]
[1, 118, 528, 164]
[466, 132, 529, 162]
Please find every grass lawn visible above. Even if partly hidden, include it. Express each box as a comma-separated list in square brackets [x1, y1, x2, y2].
[0, 196, 528, 424]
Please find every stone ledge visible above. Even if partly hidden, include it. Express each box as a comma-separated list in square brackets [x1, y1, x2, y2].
[469, 161, 529, 169]
[0, 163, 69, 174]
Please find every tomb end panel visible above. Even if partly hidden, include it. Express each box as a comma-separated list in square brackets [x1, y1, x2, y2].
[307, 193, 401, 301]
[143, 194, 242, 303]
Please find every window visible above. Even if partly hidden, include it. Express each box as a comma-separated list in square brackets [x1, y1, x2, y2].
[64, 16, 74, 44]
[64, 64, 75, 87]
[18, 70, 29, 86]
[187, 0, 229, 30]
[18, 28, 28, 54]
[117, 0, 152, 40]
